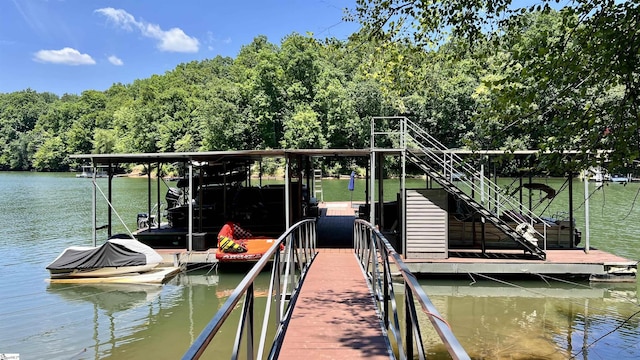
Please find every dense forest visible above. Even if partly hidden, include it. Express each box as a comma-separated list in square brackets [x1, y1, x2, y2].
[1, 3, 637, 174]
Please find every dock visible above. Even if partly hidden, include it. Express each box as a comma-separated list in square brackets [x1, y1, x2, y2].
[403, 248, 637, 280]
[278, 249, 391, 359]
[316, 202, 636, 280]
[149, 202, 636, 281]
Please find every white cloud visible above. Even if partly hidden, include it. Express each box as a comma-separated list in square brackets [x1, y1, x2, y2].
[108, 55, 123, 66]
[205, 31, 232, 52]
[95, 7, 199, 53]
[94, 8, 136, 31]
[157, 28, 199, 52]
[33, 47, 96, 65]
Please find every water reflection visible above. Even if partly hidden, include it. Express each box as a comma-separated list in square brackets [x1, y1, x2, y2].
[42, 269, 273, 359]
[46, 283, 165, 359]
[2, 174, 639, 359]
[47, 283, 163, 314]
[418, 279, 640, 359]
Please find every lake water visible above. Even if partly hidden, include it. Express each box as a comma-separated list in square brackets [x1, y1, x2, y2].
[0, 172, 638, 359]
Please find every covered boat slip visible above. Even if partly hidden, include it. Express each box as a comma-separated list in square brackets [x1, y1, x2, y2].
[70, 149, 370, 258]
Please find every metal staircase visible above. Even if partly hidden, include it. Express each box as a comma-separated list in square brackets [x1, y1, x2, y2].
[373, 117, 548, 260]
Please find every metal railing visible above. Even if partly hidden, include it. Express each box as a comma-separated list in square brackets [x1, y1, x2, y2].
[182, 219, 317, 360]
[354, 219, 470, 360]
[405, 119, 548, 245]
[372, 116, 549, 250]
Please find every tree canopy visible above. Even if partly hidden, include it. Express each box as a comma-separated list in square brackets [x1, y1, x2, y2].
[1, 2, 638, 175]
[354, 0, 640, 170]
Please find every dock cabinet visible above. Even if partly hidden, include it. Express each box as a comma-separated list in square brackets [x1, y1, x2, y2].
[405, 189, 448, 259]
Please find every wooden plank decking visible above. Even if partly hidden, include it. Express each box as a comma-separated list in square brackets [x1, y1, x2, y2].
[278, 249, 392, 360]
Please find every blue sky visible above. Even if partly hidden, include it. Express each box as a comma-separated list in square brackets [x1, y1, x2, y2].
[0, 0, 360, 96]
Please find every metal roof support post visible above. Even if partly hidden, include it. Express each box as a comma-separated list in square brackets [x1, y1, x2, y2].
[568, 171, 574, 253]
[223, 162, 227, 220]
[198, 164, 204, 232]
[480, 163, 485, 206]
[147, 163, 152, 229]
[297, 155, 303, 220]
[528, 159, 533, 209]
[369, 117, 376, 226]
[365, 158, 370, 212]
[92, 163, 97, 247]
[157, 162, 161, 229]
[377, 152, 384, 230]
[188, 161, 193, 251]
[108, 162, 113, 239]
[584, 171, 590, 253]
[493, 159, 498, 213]
[401, 117, 407, 257]
[370, 152, 376, 226]
[304, 155, 311, 204]
[519, 169, 523, 213]
[285, 154, 290, 229]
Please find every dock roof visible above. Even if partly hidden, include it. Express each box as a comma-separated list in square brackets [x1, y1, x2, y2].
[71, 148, 596, 166]
[70, 148, 373, 165]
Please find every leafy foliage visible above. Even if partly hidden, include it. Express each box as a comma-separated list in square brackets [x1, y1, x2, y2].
[355, 0, 640, 171]
[2, 2, 638, 175]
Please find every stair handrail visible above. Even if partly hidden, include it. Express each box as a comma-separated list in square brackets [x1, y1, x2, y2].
[354, 219, 470, 360]
[182, 219, 317, 360]
[400, 118, 549, 247]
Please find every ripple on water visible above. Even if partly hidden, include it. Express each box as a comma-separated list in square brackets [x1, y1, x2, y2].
[2, 174, 640, 359]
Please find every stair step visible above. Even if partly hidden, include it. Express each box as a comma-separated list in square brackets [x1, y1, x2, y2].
[407, 149, 546, 260]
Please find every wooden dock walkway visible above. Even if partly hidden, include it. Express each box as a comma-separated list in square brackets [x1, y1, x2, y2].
[278, 249, 391, 359]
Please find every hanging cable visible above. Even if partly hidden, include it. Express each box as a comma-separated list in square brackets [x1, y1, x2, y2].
[570, 309, 640, 359]
[535, 273, 592, 288]
[622, 185, 640, 221]
[574, 181, 606, 212]
[468, 272, 632, 315]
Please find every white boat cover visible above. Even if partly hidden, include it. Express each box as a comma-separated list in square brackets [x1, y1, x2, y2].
[46, 238, 163, 271]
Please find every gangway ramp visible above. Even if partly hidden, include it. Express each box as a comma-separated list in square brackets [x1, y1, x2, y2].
[278, 249, 391, 359]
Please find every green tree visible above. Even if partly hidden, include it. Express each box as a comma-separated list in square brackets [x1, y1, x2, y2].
[33, 136, 68, 171]
[233, 36, 286, 148]
[281, 104, 327, 149]
[92, 128, 117, 154]
[355, 0, 640, 170]
[0, 89, 57, 169]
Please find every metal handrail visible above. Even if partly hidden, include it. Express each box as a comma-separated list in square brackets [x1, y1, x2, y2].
[405, 120, 549, 239]
[182, 219, 317, 360]
[354, 219, 470, 360]
[372, 116, 548, 249]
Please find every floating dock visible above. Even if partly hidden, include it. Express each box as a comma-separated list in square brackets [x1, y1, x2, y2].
[128, 203, 638, 283]
[70, 140, 637, 282]
[402, 248, 637, 281]
[144, 203, 638, 282]
[321, 202, 637, 282]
